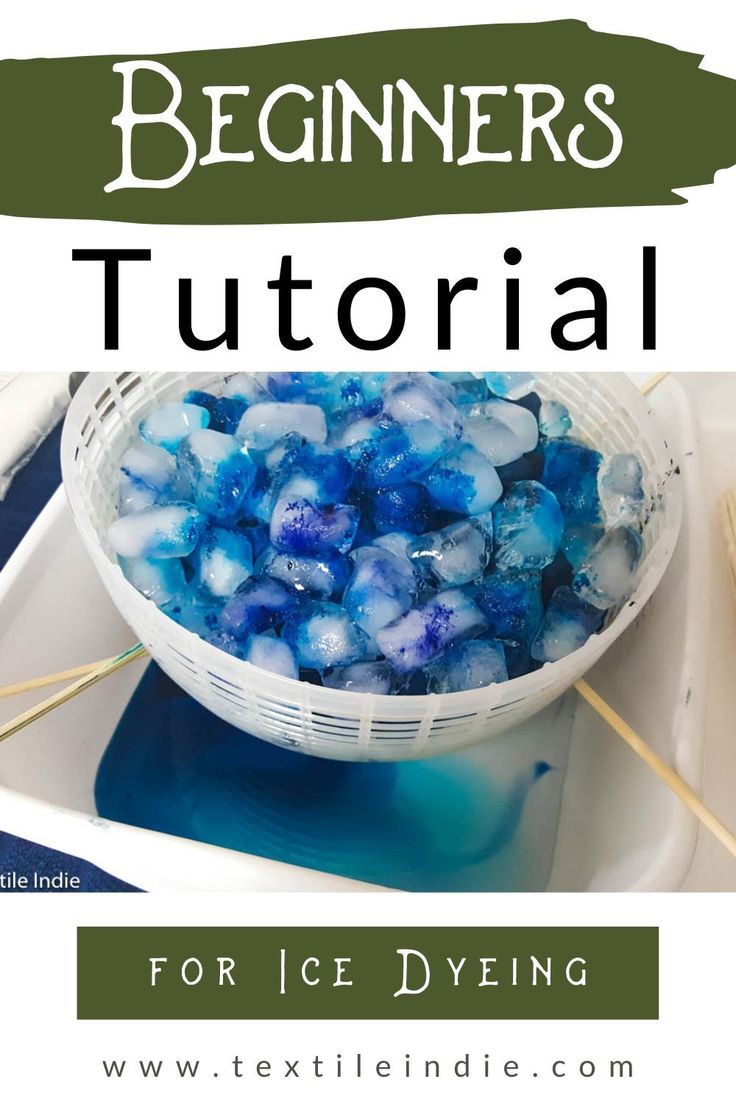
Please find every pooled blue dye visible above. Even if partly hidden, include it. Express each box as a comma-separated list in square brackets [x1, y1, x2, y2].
[95, 665, 563, 892]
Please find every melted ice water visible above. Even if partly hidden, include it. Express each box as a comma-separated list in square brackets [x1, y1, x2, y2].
[96, 665, 573, 891]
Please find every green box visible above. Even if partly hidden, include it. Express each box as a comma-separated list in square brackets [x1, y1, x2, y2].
[77, 926, 658, 1020]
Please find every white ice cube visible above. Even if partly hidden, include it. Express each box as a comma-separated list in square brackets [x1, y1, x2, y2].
[236, 402, 327, 450]
[463, 398, 538, 466]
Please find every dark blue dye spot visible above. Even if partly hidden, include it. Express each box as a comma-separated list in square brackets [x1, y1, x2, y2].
[422, 603, 454, 655]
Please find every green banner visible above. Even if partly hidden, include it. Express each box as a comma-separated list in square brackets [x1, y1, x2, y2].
[77, 927, 658, 1020]
[1, 21, 735, 224]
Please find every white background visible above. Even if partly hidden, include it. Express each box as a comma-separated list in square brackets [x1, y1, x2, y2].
[1, 0, 735, 371]
[2, 891, 736, 1100]
[2, 2, 736, 1101]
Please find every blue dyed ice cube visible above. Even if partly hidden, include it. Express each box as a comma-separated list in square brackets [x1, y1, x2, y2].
[324, 660, 398, 695]
[242, 633, 299, 680]
[177, 428, 257, 521]
[572, 525, 644, 610]
[270, 496, 359, 557]
[538, 399, 572, 438]
[140, 402, 209, 452]
[204, 629, 248, 659]
[120, 441, 178, 497]
[264, 438, 296, 472]
[530, 586, 604, 663]
[439, 373, 489, 406]
[371, 531, 413, 560]
[236, 402, 327, 450]
[560, 524, 605, 572]
[182, 389, 218, 419]
[118, 555, 186, 607]
[163, 587, 222, 637]
[363, 419, 451, 489]
[259, 545, 349, 599]
[274, 443, 353, 506]
[220, 577, 295, 639]
[542, 438, 603, 525]
[599, 453, 645, 523]
[492, 480, 563, 572]
[473, 572, 543, 650]
[315, 374, 379, 413]
[426, 443, 503, 516]
[343, 545, 417, 639]
[329, 372, 385, 410]
[211, 396, 248, 434]
[408, 517, 492, 589]
[262, 372, 333, 403]
[473, 571, 543, 677]
[427, 639, 508, 693]
[482, 372, 536, 400]
[382, 373, 461, 439]
[462, 398, 539, 466]
[243, 523, 271, 561]
[373, 483, 436, 535]
[285, 602, 375, 671]
[240, 466, 277, 525]
[376, 588, 487, 674]
[109, 502, 202, 559]
[221, 372, 272, 404]
[118, 475, 157, 516]
[328, 411, 384, 452]
[195, 527, 253, 599]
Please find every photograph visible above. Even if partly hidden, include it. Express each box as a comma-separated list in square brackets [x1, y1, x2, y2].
[0, 369, 731, 892]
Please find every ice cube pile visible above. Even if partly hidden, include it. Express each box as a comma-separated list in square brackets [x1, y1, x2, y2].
[108, 372, 646, 695]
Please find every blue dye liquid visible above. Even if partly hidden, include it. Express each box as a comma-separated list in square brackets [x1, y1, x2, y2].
[96, 664, 559, 891]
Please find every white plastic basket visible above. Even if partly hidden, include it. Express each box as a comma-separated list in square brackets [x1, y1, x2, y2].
[60, 372, 682, 762]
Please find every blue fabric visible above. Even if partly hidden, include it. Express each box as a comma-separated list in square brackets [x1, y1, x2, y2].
[0, 833, 139, 892]
[0, 419, 140, 892]
[0, 422, 64, 568]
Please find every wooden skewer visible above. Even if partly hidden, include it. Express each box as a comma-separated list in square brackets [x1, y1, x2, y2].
[639, 370, 670, 396]
[0, 643, 147, 745]
[575, 678, 736, 860]
[718, 490, 736, 610]
[0, 655, 136, 700]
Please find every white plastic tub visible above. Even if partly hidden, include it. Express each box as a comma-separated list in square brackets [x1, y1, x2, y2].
[0, 378, 705, 891]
